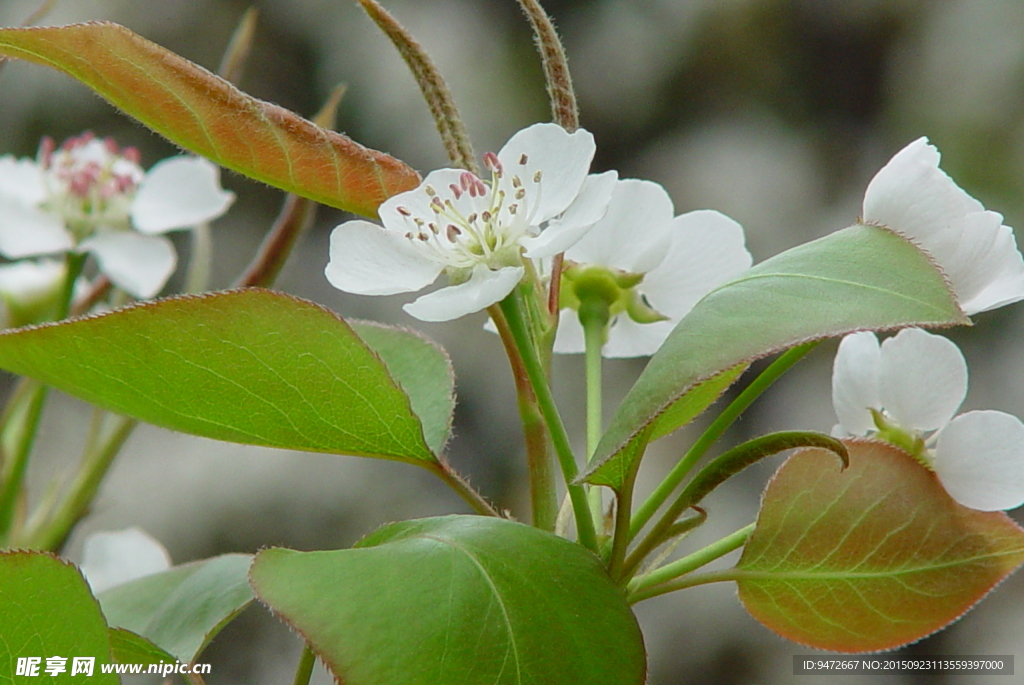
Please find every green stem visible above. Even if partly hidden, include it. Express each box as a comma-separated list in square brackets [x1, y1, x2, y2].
[56, 252, 87, 320]
[630, 341, 819, 540]
[427, 460, 501, 518]
[291, 644, 316, 685]
[487, 305, 556, 530]
[606, 458, 640, 581]
[627, 523, 753, 602]
[184, 222, 213, 293]
[581, 306, 607, 531]
[27, 415, 137, 551]
[628, 568, 740, 604]
[499, 291, 598, 552]
[0, 380, 48, 543]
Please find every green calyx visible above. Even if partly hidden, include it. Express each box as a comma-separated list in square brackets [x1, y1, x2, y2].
[870, 408, 930, 466]
[560, 263, 667, 327]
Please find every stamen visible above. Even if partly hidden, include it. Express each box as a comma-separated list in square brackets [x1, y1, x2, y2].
[519, 153, 528, 165]
[449, 183, 462, 199]
[483, 152, 503, 176]
[533, 171, 542, 183]
[396, 206, 412, 217]
[446, 224, 462, 241]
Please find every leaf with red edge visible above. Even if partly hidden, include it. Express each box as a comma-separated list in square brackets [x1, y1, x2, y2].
[0, 22, 420, 217]
[735, 439, 1024, 652]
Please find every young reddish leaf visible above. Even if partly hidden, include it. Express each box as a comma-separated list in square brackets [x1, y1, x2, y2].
[0, 22, 420, 217]
[735, 439, 1024, 652]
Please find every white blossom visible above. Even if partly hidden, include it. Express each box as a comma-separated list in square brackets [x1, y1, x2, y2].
[832, 328, 1024, 511]
[862, 137, 1024, 315]
[79, 527, 172, 594]
[325, 123, 616, 322]
[0, 133, 235, 299]
[553, 178, 752, 357]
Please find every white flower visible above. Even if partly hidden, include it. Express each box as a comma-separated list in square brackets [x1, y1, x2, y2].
[0, 133, 235, 299]
[79, 527, 172, 594]
[325, 123, 616, 322]
[0, 258, 66, 327]
[552, 178, 752, 357]
[832, 328, 1024, 511]
[862, 137, 1024, 315]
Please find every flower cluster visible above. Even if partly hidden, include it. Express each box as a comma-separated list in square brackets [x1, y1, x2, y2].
[0, 132, 234, 301]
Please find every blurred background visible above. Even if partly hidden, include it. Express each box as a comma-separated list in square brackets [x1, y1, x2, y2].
[2, 0, 1024, 683]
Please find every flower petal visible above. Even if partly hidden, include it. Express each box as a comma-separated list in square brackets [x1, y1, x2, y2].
[879, 328, 966, 431]
[403, 265, 524, 322]
[326, 220, 443, 296]
[641, 210, 752, 320]
[130, 156, 235, 234]
[603, 316, 677, 358]
[522, 171, 617, 259]
[497, 123, 596, 223]
[0, 259, 65, 301]
[0, 196, 73, 258]
[0, 155, 48, 205]
[831, 331, 882, 436]
[934, 410, 1024, 511]
[563, 177, 673, 272]
[862, 137, 1024, 315]
[79, 527, 172, 594]
[377, 168, 466, 229]
[81, 232, 177, 298]
[552, 310, 587, 354]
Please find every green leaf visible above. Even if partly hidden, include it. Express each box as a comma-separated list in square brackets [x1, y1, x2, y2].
[648, 362, 748, 442]
[735, 439, 1024, 652]
[350, 321, 455, 455]
[0, 551, 117, 683]
[97, 553, 254, 663]
[584, 224, 967, 488]
[251, 516, 646, 685]
[0, 289, 445, 463]
[107, 628, 175, 666]
[0, 22, 420, 217]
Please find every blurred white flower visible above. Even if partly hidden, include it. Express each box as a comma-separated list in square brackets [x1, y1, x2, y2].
[79, 527, 172, 594]
[832, 328, 1024, 511]
[862, 137, 1024, 315]
[325, 123, 616, 322]
[0, 258, 66, 327]
[553, 178, 752, 357]
[0, 133, 235, 299]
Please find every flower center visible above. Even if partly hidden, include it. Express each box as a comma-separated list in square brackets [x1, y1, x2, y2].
[39, 133, 144, 241]
[392, 152, 542, 283]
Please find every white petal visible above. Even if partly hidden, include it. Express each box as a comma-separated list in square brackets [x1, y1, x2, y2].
[497, 123, 596, 223]
[81, 232, 177, 299]
[403, 265, 524, 322]
[326, 220, 442, 296]
[934, 411, 1024, 511]
[79, 527, 172, 594]
[130, 156, 235, 234]
[522, 171, 618, 259]
[552, 310, 587, 354]
[0, 259, 65, 301]
[377, 168, 465, 228]
[831, 331, 882, 436]
[0, 197, 73, 258]
[862, 137, 1024, 315]
[563, 177, 674, 272]
[0, 155, 48, 204]
[879, 328, 966, 431]
[603, 316, 677, 358]
[641, 210, 753, 320]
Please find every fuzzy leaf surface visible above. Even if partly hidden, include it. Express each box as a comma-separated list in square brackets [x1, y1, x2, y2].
[0, 22, 420, 217]
[97, 554, 254, 663]
[0, 289, 448, 463]
[584, 225, 967, 488]
[0, 552, 116, 683]
[251, 516, 646, 685]
[735, 440, 1024, 652]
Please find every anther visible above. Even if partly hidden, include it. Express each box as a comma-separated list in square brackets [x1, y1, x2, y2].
[483, 152, 503, 175]
[446, 224, 462, 241]
[396, 206, 412, 217]
[533, 171, 542, 183]
[519, 153, 528, 165]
